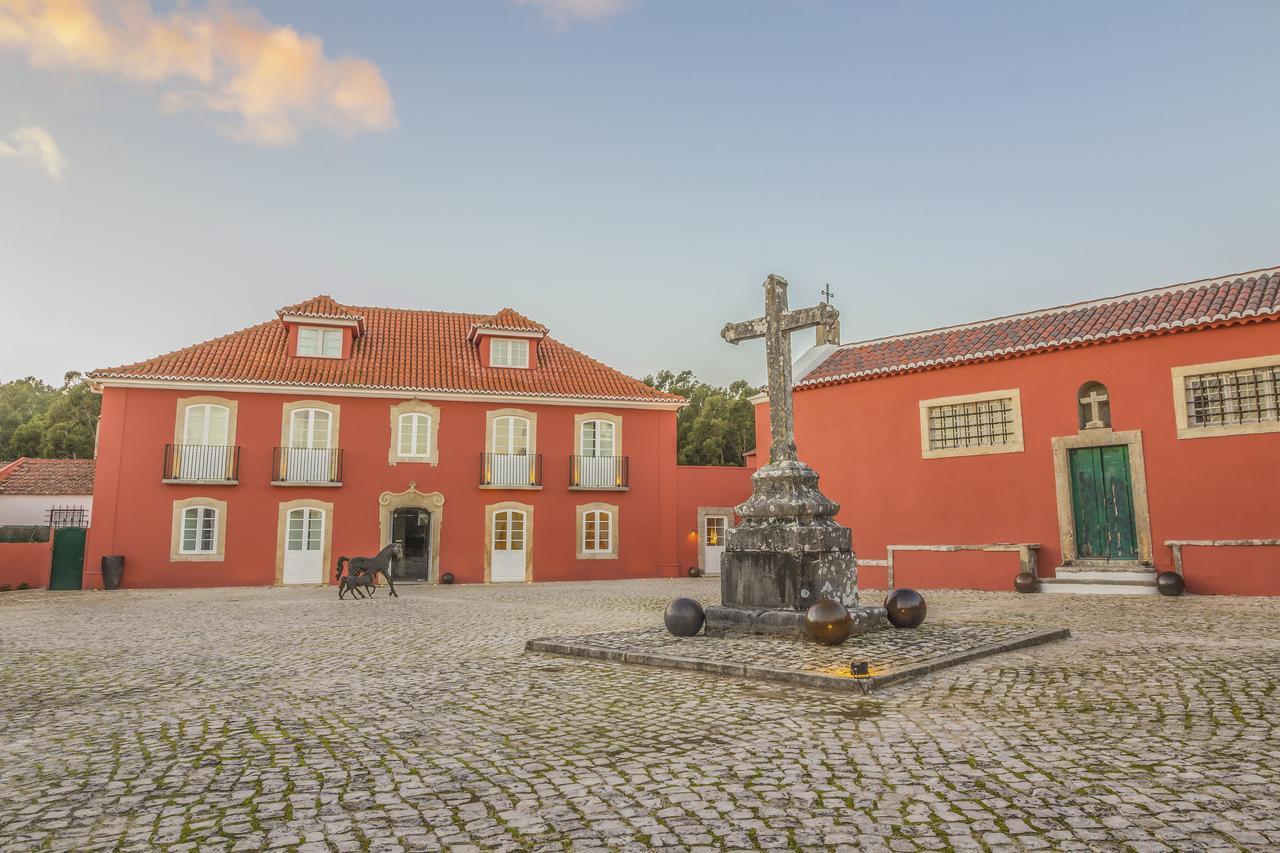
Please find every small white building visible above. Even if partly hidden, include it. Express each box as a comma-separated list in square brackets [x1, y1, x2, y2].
[0, 458, 95, 527]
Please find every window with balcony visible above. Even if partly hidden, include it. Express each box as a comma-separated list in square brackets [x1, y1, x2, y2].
[571, 413, 627, 488]
[482, 410, 541, 487]
[166, 398, 239, 483]
[275, 402, 342, 484]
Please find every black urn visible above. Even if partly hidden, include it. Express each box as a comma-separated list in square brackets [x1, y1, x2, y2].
[664, 597, 705, 636]
[441, 572, 455, 585]
[1156, 571, 1185, 597]
[804, 600, 853, 646]
[884, 588, 927, 629]
[1014, 571, 1039, 593]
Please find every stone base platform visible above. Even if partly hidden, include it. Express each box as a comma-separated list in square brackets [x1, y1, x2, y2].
[527, 624, 1070, 692]
[703, 603, 888, 638]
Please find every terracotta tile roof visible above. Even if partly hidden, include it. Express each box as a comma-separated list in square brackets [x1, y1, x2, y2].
[89, 299, 681, 404]
[798, 267, 1280, 390]
[278, 295, 362, 322]
[471, 307, 549, 336]
[0, 458, 96, 496]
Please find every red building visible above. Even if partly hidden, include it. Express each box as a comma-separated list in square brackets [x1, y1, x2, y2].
[84, 297, 750, 589]
[761, 267, 1280, 595]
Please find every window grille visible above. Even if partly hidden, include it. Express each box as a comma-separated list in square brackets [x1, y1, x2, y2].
[1185, 366, 1280, 428]
[46, 506, 88, 528]
[927, 397, 1017, 450]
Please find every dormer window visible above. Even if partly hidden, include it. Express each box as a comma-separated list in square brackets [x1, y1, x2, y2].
[297, 327, 342, 359]
[491, 338, 530, 368]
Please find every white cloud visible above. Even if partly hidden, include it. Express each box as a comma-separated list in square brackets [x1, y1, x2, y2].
[514, 0, 633, 26]
[0, 0, 397, 147]
[0, 125, 66, 178]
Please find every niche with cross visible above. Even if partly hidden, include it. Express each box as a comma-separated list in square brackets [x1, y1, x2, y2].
[1077, 381, 1112, 430]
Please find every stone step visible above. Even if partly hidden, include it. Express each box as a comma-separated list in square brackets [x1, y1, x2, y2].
[1038, 576, 1159, 596]
[1053, 568, 1157, 582]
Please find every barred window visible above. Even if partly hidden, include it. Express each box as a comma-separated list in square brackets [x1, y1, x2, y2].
[927, 397, 1017, 450]
[1185, 366, 1280, 428]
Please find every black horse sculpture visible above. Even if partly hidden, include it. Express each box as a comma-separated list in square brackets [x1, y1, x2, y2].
[335, 542, 402, 599]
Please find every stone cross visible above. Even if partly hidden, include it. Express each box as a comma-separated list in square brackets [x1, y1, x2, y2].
[722, 274, 839, 464]
[1080, 387, 1109, 429]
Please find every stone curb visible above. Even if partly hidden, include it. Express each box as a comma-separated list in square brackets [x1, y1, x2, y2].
[526, 626, 1071, 692]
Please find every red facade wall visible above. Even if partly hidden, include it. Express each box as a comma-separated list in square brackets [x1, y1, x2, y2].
[0, 540, 52, 588]
[85, 387, 687, 588]
[759, 321, 1280, 593]
[675, 465, 754, 572]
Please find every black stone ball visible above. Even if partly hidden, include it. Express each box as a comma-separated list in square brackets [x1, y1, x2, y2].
[440, 572, 455, 585]
[664, 597, 705, 636]
[1014, 572, 1039, 593]
[885, 588, 927, 629]
[1156, 571, 1185, 597]
[804, 599, 853, 646]
[688, 566, 702, 578]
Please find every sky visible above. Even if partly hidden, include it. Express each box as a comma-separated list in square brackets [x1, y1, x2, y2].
[2, 0, 1278, 389]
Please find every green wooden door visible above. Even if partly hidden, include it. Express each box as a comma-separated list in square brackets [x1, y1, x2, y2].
[1069, 446, 1138, 561]
[50, 527, 86, 590]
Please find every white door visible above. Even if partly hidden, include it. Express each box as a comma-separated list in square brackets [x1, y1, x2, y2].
[703, 515, 728, 576]
[579, 419, 617, 487]
[180, 404, 231, 480]
[490, 509, 527, 582]
[283, 507, 325, 584]
[285, 409, 332, 483]
[490, 416, 531, 486]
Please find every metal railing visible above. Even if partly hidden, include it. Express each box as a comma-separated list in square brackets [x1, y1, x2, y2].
[273, 447, 343, 484]
[480, 452, 543, 487]
[570, 455, 629, 489]
[164, 444, 240, 482]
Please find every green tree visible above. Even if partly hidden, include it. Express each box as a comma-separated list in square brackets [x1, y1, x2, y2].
[0, 372, 99, 459]
[643, 370, 760, 466]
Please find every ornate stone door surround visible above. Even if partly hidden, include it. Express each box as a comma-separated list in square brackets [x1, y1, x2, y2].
[378, 483, 444, 582]
[1051, 429, 1153, 566]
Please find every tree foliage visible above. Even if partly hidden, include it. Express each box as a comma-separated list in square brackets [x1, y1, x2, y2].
[0, 373, 100, 460]
[643, 370, 760, 466]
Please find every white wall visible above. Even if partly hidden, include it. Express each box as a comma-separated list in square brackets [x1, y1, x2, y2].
[0, 495, 93, 526]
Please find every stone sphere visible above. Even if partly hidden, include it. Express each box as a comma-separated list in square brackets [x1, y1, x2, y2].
[664, 597, 705, 636]
[885, 588, 927, 629]
[1014, 572, 1039, 593]
[1156, 571, 1185, 597]
[804, 599, 853, 646]
[688, 566, 702, 578]
[440, 572, 455, 585]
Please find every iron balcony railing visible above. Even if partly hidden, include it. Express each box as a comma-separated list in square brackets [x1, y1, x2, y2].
[163, 443, 240, 482]
[273, 447, 343, 485]
[480, 452, 543, 487]
[570, 455, 629, 489]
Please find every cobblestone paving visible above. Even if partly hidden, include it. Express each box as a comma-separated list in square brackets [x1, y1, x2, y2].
[529, 624, 1068, 689]
[0, 581, 1278, 851]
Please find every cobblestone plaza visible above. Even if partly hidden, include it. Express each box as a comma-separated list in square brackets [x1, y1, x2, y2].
[1, 581, 1277, 851]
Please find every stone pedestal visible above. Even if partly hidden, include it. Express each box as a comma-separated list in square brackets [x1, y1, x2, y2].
[703, 459, 886, 638]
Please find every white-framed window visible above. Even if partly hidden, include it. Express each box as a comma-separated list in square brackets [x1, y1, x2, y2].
[918, 389, 1024, 459]
[180, 506, 219, 554]
[582, 509, 613, 554]
[493, 415, 531, 455]
[580, 419, 616, 457]
[183, 403, 230, 446]
[397, 413, 433, 458]
[491, 338, 530, 368]
[1173, 355, 1280, 439]
[297, 327, 343, 358]
[290, 408, 332, 449]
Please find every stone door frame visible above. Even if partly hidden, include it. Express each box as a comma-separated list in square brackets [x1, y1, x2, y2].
[378, 483, 444, 583]
[1051, 428, 1153, 566]
[697, 506, 736, 576]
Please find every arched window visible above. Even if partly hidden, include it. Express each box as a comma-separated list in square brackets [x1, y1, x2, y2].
[397, 412, 432, 458]
[1078, 381, 1111, 430]
[180, 505, 219, 554]
[582, 509, 613, 554]
[492, 415, 531, 455]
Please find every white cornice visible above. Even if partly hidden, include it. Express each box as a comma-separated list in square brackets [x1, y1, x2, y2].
[89, 376, 686, 410]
